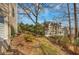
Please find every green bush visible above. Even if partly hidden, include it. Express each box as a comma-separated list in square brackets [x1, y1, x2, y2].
[74, 38, 79, 46]
[11, 26, 16, 37]
[50, 36, 70, 46]
[60, 36, 70, 46]
[49, 36, 64, 44]
[18, 23, 45, 36]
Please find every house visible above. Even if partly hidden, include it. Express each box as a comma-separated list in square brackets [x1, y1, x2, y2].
[45, 22, 65, 37]
[0, 3, 17, 53]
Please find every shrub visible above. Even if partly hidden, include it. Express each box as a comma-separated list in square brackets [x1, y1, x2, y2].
[60, 36, 70, 46]
[11, 26, 16, 37]
[74, 38, 79, 46]
[49, 36, 64, 44]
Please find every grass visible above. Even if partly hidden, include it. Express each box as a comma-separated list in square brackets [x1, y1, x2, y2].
[18, 32, 65, 55]
[38, 37, 59, 55]
[40, 43, 58, 55]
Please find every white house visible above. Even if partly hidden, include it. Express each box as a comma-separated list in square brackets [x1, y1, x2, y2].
[45, 22, 65, 37]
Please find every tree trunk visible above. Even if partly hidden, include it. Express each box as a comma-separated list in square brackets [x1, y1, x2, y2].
[67, 3, 71, 42]
[74, 3, 78, 53]
[74, 3, 78, 39]
[35, 3, 39, 35]
[35, 14, 38, 35]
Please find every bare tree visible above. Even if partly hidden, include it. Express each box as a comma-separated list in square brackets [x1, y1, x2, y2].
[67, 3, 72, 42]
[74, 3, 78, 39]
[33, 4, 41, 34]
[74, 3, 78, 54]
[18, 3, 42, 34]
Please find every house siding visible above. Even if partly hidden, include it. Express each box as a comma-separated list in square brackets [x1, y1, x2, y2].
[0, 3, 17, 53]
[0, 3, 17, 43]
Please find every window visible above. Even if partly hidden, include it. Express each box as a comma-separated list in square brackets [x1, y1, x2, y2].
[0, 16, 4, 23]
[0, 16, 4, 39]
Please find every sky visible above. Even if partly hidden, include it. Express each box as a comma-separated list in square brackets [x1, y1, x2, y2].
[17, 3, 79, 27]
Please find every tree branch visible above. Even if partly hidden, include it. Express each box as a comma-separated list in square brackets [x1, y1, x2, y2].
[18, 4, 36, 24]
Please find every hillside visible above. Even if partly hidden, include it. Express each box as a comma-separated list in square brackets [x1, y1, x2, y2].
[10, 31, 69, 55]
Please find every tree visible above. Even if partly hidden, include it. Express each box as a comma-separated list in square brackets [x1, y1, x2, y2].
[67, 3, 72, 42]
[74, 3, 78, 53]
[74, 3, 78, 39]
[18, 3, 42, 34]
